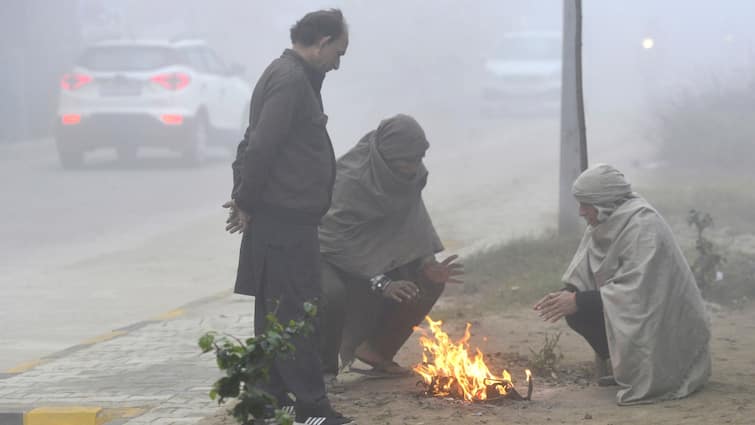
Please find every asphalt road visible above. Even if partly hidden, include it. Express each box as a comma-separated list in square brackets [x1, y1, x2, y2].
[0, 116, 568, 372]
[0, 142, 239, 371]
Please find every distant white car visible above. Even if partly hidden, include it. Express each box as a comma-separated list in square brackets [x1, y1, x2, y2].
[481, 31, 561, 116]
[55, 39, 251, 168]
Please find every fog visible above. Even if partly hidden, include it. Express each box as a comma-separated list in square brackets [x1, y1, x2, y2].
[2, 0, 754, 378]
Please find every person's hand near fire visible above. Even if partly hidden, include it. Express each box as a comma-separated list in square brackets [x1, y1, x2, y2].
[381, 280, 420, 303]
[533, 290, 578, 323]
[422, 254, 464, 285]
[372, 255, 464, 303]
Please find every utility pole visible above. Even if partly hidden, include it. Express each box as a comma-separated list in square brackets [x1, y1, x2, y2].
[559, 0, 589, 235]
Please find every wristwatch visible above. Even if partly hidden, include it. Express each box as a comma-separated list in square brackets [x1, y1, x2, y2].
[369, 274, 393, 293]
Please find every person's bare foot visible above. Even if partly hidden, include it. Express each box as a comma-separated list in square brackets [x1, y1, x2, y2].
[354, 343, 410, 375]
[354, 343, 385, 366]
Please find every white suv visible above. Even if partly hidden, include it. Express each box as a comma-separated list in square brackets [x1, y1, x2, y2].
[55, 39, 251, 168]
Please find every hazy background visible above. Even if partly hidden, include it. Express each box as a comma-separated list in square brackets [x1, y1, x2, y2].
[5, 1, 755, 150]
[2, 1, 754, 371]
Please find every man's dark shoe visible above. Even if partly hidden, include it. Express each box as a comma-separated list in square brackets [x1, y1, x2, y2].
[597, 375, 618, 387]
[294, 404, 353, 425]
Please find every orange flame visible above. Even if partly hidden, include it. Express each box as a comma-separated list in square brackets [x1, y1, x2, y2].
[413, 316, 519, 402]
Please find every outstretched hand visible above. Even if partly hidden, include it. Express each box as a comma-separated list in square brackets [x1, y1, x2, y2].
[533, 290, 578, 323]
[422, 255, 464, 285]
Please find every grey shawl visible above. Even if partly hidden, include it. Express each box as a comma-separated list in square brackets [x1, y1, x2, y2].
[563, 164, 711, 405]
[319, 115, 444, 278]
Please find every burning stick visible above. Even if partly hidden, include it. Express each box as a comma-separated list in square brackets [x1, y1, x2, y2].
[525, 369, 533, 400]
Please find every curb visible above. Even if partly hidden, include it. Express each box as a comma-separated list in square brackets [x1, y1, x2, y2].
[2, 289, 231, 377]
[0, 290, 233, 425]
[0, 407, 145, 425]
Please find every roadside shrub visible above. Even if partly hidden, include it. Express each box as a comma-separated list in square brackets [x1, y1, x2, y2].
[199, 303, 317, 425]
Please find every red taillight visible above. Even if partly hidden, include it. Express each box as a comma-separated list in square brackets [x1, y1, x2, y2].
[61, 73, 92, 91]
[151, 73, 190, 90]
[160, 114, 184, 125]
[61, 114, 81, 125]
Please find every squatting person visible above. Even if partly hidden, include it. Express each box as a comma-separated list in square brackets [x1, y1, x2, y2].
[534, 163, 711, 405]
[317, 114, 464, 378]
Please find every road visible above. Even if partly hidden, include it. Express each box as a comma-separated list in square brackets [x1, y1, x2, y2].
[0, 143, 239, 371]
[0, 116, 581, 372]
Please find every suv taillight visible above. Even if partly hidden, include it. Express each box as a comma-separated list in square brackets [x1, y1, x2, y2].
[61, 73, 93, 91]
[151, 73, 191, 90]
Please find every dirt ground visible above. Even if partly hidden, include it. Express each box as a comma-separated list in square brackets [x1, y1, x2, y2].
[197, 126, 755, 425]
[202, 288, 755, 425]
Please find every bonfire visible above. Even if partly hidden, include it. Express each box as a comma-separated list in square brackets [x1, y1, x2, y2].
[413, 316, 532, 402]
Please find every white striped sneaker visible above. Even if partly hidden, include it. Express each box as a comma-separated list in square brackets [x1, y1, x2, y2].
[295, 417, 353, 425]
[294, 405, 353, 425]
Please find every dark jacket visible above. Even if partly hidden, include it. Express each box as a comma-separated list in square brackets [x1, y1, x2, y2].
[232, 49, 336, 224]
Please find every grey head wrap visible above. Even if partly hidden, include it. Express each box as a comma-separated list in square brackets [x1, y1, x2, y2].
[375, 114, 430, 162]
[319, 114, 443, 278]
[572, 163, 636, 223]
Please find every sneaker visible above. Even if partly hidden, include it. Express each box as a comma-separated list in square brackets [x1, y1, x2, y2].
[294, 404, 353, 425]
[294, 416, 353, 425]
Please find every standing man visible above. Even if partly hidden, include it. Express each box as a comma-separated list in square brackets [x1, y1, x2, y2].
[224, 9, 351, 425]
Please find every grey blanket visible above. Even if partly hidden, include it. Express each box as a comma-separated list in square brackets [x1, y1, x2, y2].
[563, 164, 711, 405]
[319, 115, 443, 278]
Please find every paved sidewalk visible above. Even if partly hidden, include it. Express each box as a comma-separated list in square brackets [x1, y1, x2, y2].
[1, 292, 252, 425]
[0, 121, 577, 425]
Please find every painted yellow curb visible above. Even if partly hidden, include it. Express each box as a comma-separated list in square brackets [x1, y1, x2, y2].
[152, 308, 185, 321]
[5, 291, 227, 375]
[5, 331, 128, 374]
[5, 359, 44, 374]
[23, 407, 145, 425]
[25, 407, 101, 425]
[81, 330, 127, 346]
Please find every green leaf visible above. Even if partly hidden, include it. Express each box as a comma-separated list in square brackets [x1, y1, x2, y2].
[216, 376, 242, 398]
[198, 332, 216, 352]
[276, 409, 295, 425]
[216, 352, 242, 370]
[303, 301, 317, 317]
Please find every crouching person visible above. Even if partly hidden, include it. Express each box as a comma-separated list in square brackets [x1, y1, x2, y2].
[534, 163, 711, 405]
[318, 114, 463, 378]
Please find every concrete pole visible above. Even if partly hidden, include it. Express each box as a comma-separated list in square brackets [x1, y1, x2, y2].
[559, 0, 589, 235]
